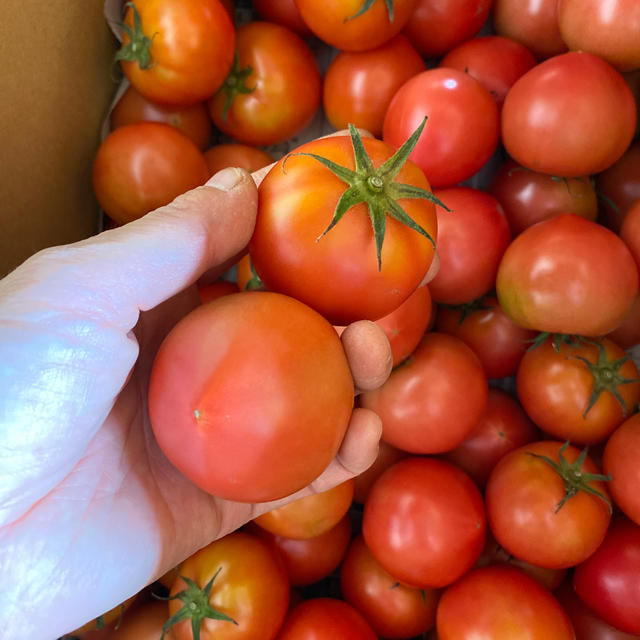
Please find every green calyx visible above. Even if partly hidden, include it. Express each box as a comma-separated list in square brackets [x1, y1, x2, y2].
[527, 332, 586, 353]
[347, 0, 395, 22]
[114, 2, 156, 70]
[244, 256, 264, 290]
[443, 295, 493, 326]
[527, 441, 612, 514]
[158, 570, 237, 640]
[289, 118, 445, 271]
[217, 53, 255, 122]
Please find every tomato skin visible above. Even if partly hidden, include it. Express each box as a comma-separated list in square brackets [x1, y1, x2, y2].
[360, 332, 488, 454]
[383, 68, 500, 188]
[250, 135, 437, 325]
[203, 144, 274, 177]
[148, 291, 354, 503]
[573, 517, 640, 635]
[353, 440, 409, 504]
[436, 565, 575, 640]
[92, 122, 209, 225]
[501, 52, 637, 178]
[98, 601, 171, 640]
[340, 535, 439, 639]
[362, 457, 486, 589]
[169, 532, 290, 640]
[119, 0, 235, 106]
[197, 280, 239, 304]
[485, 441, 612, 570]
[496, 214, 639, 336]
[208, 22, 321, 146]
[620, 199, 640, 272]
[607, 294, 640, 349]
[252, 0, 311, 37]
[322, 35, 425, 138]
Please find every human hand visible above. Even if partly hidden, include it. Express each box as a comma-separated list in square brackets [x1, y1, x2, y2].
[0, 166, 392, 640]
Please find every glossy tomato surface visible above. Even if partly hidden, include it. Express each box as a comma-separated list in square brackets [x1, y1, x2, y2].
[203, 144, 274, 177]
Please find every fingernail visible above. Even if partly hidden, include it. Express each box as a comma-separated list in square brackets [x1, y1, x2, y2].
[206, 167, 243, 191]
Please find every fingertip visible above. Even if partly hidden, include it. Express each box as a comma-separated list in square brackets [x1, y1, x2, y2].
[341, 320, 393, 392]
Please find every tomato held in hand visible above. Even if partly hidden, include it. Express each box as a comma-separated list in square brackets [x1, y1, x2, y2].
[148, 292, 354, 503]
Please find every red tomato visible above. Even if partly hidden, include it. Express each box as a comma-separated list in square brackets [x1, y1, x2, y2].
[360, 332, 488, 454]
[436, 565, 575, 640]
[486, 441, 612, 569]
[100, 601, 170, 640]
[489, 158, 598, 236]
[620, 199, 640, 272]
[203, 144, 274, 177]
[603, 413, 640, 525]
[117, 0, 235, 106]
[403, 0, 492, 58]
[496, 214, 639, 336]
[441, 388, 539, 486]
[501, 52, 637, 177]
[383, 68, 500, 188]
[168, 532, 289, 640]
[516, 336, 640, 445]
[362, 457, 486, 589]
[275, 598, 377, 640]
[208, 21, 321, 146]
[428, 187, 511, 304]
[607, 294, 640, 349]
[352, 440, 409, 504]
[573, 517, 640, 635]
[92, 122, 209, 225]
[440, 36, 537, 108]
[197, 280, 239, 304]
[294, 0, 418, 52]
[558, 0, 640, 72]
[492, 0, 568, 60]
[252, 0, 311, 37]
[322, 35, 425, 138]
[250, 132, 438, 325]
[148, 292, 354, 503]
[340, 535, 439, 639]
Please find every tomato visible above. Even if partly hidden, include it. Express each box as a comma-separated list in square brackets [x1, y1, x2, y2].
[435, 296, 537, 379]
[294, 0, 418, 52]
[252, 479, 354, 539]
[360, 332, 488, 454]
[340, 535, 439, 639]
[620, 199, 640, 272]
[102, 601, 170, 640]
[322, 35, 425, 138]
[439, 36, 537, 108]
[558, 0, 640, 72]
[436, 565, 575, 640]
[110, 86, 213, 150]
[427, 187, 511, 304]
[516, 335, 640, 445]
[148, 292, 354, 503]
[72, 596, 138, 636]
[92, 122, 209, 225]
[250, 129, 438, 325]
[403, 0, 492, 58]
[489, 159, 598, 236]
[496, 214, 639, 336]
[607, 294, 640, 349]
[167, 532, 289, 640]
[352, 440, 408, 504]
[362, 457, 486, 589]
[485, 441, 612, 569]
[573, 517, 640, 635]
[492, 0, 567, 60]
[208, 22, 321, 146]
[501, 52, 637, 177]
[197, 280, 239, 304]
[441, 388, 539, 486]
[203, 144, 274, 177]
[603, 414, 640, 525]
[383, 68, 500, 188]
[252, 0, 311, 37]
[117, 0, 235, 106]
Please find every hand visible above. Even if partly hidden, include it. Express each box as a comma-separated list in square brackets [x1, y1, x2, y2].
[0, 166, 392, 640]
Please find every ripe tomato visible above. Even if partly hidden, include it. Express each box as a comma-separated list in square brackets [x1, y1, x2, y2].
[167, 532, 289, 640]
[197, 280, 239, 304]
[485, 441, 612, 569]
[501, 52, 637, 177]
[117, 0, 235, 106]
[148, 292, 354, 503]
[496, 214, 639, 336]
[436, 565, 575, 640]
[353, 440, 409, 504]
[252, 0, 311, 37]
[383, 68, 500, 188]
[100, 601, 170, 640]
[294, 0, 418, 52]
[203, 144, 274, 177]
[250, 129, 438, 325]
[489, 159, 598, 236]
[362, 457, 486, 589]
[620, 198, 640, 271]
[322, 35, 425, 138]
[607, 294, 640, 349]
[92, 122, 209, 225]
[208, 21, 321, 146]
[340, 535, 439, 639]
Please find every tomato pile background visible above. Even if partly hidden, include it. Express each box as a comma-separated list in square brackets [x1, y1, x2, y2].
[70, 0, 640, 638]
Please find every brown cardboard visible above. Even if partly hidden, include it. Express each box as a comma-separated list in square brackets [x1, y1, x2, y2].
[0, 0, 119, 277]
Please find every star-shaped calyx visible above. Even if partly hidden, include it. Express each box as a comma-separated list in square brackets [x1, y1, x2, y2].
[347, 0, 396, 22]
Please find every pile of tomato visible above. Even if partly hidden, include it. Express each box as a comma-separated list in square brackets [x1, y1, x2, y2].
[77, 0, 640, 638]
